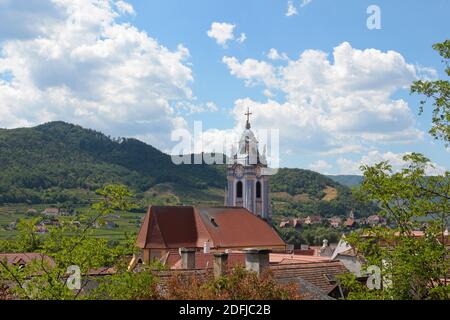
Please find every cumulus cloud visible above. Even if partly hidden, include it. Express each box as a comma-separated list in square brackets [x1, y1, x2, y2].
[337, 150, 447, 176]
[220, 42, 428, 156]
[207, 22, 246, 47]
[222, 56, 278, 87]
[0, 0, 197, 149]
[207, 22, 236, 47]
[267, 48, 288, 61]
[309, 160, 332, 173]
[115, 0, 135, 15]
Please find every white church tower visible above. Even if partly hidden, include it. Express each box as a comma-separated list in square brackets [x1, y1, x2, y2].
[225, 108, 271, 220]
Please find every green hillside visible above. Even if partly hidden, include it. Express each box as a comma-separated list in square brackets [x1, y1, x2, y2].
[0, 121, 225, 204]
[0, 122, 376, 219]
[327, 175, 364, 187]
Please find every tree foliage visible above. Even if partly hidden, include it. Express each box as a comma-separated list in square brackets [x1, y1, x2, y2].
[411, 40, 450, 144]
[345, 154, 449, 300]
[0, 184, 140, 300]
[162, 267, 302, 300]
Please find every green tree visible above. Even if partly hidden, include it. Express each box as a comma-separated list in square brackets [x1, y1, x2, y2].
[0, 184, 144, 300]
[90, 261, 164, 300]
[346, 154, 449, 300]
[411, 40, 450, 144]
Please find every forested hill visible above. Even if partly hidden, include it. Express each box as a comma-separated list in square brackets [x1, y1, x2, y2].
[0, 122, 225, 203]
[327, 175, 364, 187]
[0, 122, 376, 217]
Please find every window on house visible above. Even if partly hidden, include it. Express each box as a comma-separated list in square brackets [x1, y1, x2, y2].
[256, 181, 262, 199]
[236, 181, 243, 198]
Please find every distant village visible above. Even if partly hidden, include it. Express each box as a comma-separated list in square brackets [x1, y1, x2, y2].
[278, 212, 387, 230]
[2, 207, 124, 234]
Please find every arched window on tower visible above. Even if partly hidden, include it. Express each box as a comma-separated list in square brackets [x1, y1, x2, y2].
[236, 181, 243, 198]
[256, 181, 262, 199]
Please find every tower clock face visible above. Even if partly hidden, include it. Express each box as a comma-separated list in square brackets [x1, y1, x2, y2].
[235, 165, 244, 178]
[256, 166, 262, 177]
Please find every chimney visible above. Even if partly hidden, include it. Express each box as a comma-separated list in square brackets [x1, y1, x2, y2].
[180, 248, 196, 269]
[213, 252, 228, 279]
[243, 248, 271, 276]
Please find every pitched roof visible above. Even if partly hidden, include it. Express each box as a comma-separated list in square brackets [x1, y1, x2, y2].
[137, 206, 286, 250]
[344, 218, 355, 227]
[270, 260, 348, 294]
[0, 253, 54, 267]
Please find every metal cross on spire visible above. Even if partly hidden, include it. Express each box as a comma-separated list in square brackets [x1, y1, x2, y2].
[245, 107, 252, 129]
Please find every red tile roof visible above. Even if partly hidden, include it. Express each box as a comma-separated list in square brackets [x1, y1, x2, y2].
[0, 253, 54, 267]
[270, 260, 348, 294]
[344, 218, 355, 227]
[137, 206, 286, 250]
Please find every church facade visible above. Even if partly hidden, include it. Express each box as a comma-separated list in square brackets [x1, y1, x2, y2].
[225, 109, 272, 220]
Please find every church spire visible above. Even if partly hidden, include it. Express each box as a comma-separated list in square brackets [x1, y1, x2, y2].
[245, 107, 252, 129]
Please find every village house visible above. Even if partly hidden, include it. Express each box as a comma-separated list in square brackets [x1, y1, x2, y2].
[329, 216, 342, 228]
[343, 217, 356, 228]
[0, 253, 54, 268]
[279, 220, 291, 228]
[366, 215, 387, 226]
[304, 215, 322, 225]
[42, 208, 59, 217]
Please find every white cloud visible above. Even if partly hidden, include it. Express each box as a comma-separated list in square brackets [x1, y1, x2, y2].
[286, 0, 312, 17]
[309, 160, 332, 172]
[207, 22, 247, 47]
[207, 22, 236, 47]
[301, 0, 312, 8]
[267, 48, 288, 61]
[286, 1, 298, 17]
[263, 89, 275, 98]
[0, 0, 196, 149]
[237, 33, 247, 44]
[320, 145, 364, 156]
[175, 101, 219, 115]
[286, 0, 298, 17]
[221, 42, 430, 156]
[115, 0, 135, 15]
[337, 150, 447, 176]
[222, 56, 278, 87]
[206, 101, 219, 112]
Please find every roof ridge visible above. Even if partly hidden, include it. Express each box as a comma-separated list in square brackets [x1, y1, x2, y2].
[152, 206, 168, 248]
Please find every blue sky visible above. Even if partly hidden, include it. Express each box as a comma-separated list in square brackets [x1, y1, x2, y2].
[0, 0, 448, 174]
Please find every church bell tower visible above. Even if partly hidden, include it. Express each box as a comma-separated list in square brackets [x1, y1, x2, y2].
[225, 108, 271, 220]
